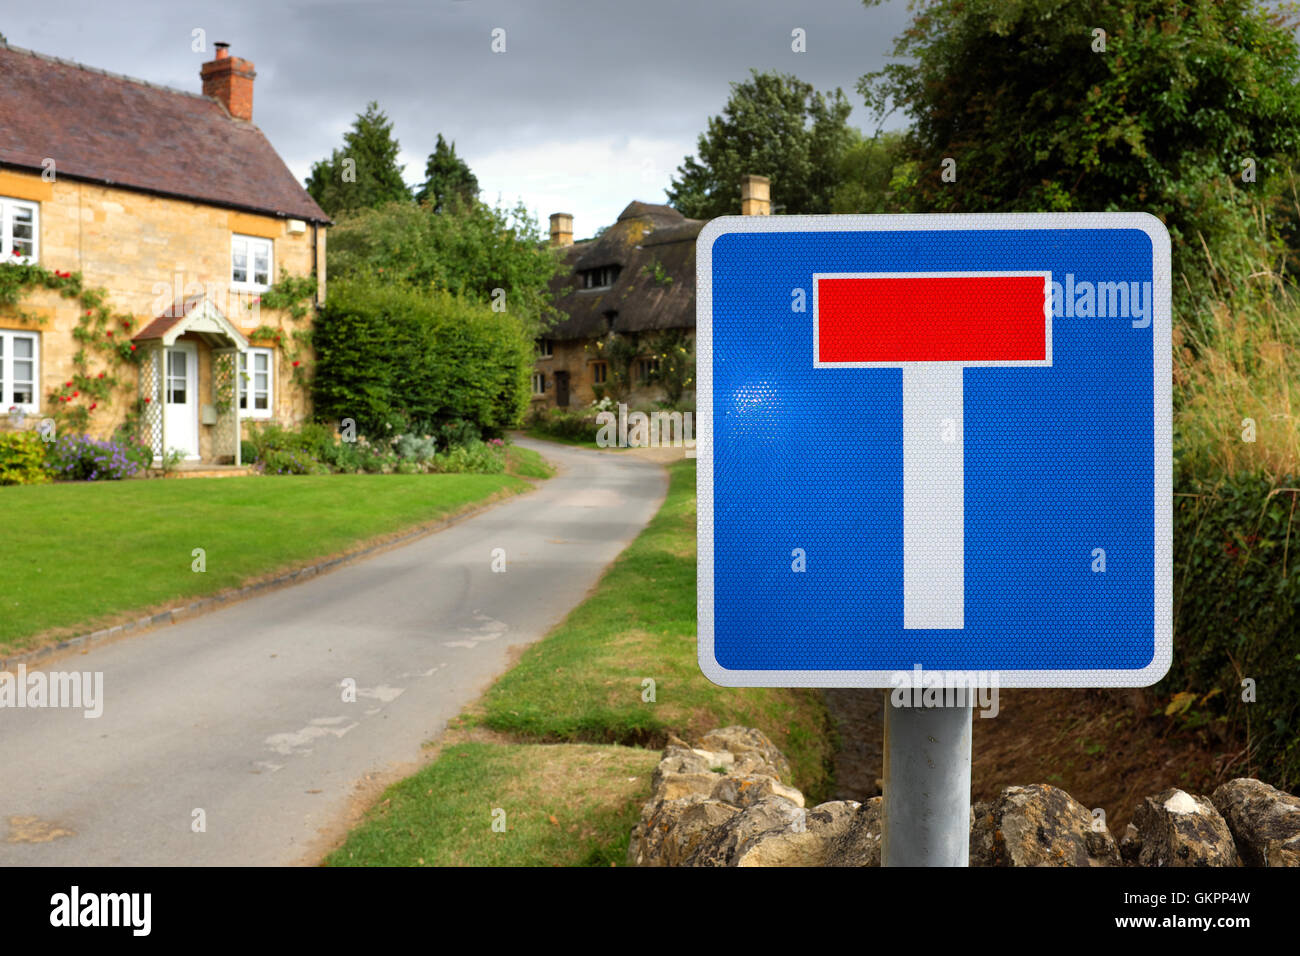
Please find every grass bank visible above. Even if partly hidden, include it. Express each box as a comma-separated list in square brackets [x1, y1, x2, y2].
[328, 457, 835, 867]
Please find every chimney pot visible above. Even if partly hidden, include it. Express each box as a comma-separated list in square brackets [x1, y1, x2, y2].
[549, 212, 574, 248]
[202, 44, 255, 122]
[741, 174, 771, 216]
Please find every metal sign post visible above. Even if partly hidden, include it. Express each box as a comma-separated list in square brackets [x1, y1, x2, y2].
[881, 701, 973, 867]
[696, 214, 1172, 867]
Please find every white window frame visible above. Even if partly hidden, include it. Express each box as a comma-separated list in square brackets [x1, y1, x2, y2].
[537, 339, 554, 359]
[238, 347, 274, 419]
[0, 329, 41, 414]
[531, 372, 545, 395]
[231, 234, 273, 292]
[1, 197, 39, 264]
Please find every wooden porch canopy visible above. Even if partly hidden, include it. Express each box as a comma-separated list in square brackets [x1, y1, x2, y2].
[132, 297, 250, 464]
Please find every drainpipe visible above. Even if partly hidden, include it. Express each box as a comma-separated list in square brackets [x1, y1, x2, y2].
[311, 223, 319, 305]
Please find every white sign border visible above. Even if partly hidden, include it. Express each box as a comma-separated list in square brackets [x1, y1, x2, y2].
[696, 212, 1173, 688]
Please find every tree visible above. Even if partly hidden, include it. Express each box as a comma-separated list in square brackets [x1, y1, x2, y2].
[306, 102, 411, 217]
[415, 134, 480, 212]
[667, 70, 855, 219]
[326, 198, 564, 336]
[831, 129, 908, 214]
[858, 0, 1300, 323]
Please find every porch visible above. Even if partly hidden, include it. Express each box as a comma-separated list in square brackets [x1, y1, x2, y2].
[132, 297, 249, 466]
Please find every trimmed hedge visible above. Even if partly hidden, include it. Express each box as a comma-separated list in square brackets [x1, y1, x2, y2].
[312, 275, 533, 437]
[1167, 467, 1300, 788]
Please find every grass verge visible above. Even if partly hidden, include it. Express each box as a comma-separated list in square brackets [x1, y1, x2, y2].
[1, 467, 540, 653]
[329, 458, 835, 866]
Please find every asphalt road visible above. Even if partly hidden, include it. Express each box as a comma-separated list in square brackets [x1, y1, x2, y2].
[0, 438, 667, 865]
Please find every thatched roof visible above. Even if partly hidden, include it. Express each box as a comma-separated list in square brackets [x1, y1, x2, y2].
[545, 201, 702, 341]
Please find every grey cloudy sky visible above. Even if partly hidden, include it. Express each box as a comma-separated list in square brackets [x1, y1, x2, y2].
[6, 0, 913, 233]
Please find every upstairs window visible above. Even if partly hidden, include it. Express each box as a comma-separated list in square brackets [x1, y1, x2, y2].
[1, 197, 38, 263]
[579, 265, 620, 290]
[231, 234, 272, 291]
[637, 356, 660, 381]
[238, 348, 273, 418]
[536, 339, 554, 358]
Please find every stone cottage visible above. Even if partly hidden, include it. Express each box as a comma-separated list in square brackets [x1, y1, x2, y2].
[0, 41, 329, 465]
[533, 175, 771, 409]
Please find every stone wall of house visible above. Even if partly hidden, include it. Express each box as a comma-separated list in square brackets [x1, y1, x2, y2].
[0, 167, 324, 442]
[630, 726, 1300, 867]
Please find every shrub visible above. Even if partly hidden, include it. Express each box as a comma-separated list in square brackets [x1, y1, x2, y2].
[257, 447, 329, 476]
[239, 440, 259, 465]
[45, 434, 142, 481]
[0, 431, 49, 485]
[1166, 466, 1300, 789]
[437, 419, 480, 449]
[312, 277, 533, 438]
[431, 439, 506, 474]
[526, 405, 604, 443]
[395, 433, 438, 463]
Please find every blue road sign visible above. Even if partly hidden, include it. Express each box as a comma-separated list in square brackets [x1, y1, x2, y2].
[697, 213, 1172, 687]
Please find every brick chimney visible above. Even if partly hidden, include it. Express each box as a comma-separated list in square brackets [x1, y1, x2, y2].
[741, 175, 771, 216]
[201, 42, 255, 122]
[549, 212, 574, 247]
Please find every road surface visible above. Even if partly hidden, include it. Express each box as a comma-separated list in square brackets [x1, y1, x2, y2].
[0, 438, 667, 865]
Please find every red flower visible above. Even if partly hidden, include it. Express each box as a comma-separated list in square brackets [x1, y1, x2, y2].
[106, 330, 113, 337]
[11, 250, 19, 257]
[144, 397, 151, 404]
[292, 360, 300, 367]
[89, 403, 97, 410]
[65, 381, 72, 388]
[129, 345, 136, 351]
[98, 372, 105, 378]
[72, 391, 79, 398]
[85, 310, 93, 316]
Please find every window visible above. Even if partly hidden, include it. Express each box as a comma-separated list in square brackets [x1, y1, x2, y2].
[637, 357, 660, 381]
[166, 349, 189, 404]
[0, 330, 40, 413]
[536, 339, 554, 358]
[1, 197, 38, 263]
[590, 361, 608, 384]
[238, 348, 273, 418]
[579, 265, 620, 290]
[231, 234, 272, 291]
[531, 372, 546, 395]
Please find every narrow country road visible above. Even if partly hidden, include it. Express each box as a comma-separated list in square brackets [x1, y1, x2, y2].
[0, 438, 667, 865]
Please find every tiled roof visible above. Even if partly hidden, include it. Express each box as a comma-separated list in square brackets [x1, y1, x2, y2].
[0, 44, 329, 224]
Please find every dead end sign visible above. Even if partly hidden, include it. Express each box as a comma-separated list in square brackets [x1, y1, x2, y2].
[696, 214, 1172, 688]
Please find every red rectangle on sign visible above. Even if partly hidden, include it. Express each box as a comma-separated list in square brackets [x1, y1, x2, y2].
[816, 274, 1048, 363]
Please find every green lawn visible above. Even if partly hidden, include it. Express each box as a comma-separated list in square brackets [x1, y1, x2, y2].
[0, 453, 546, 652]
[329, 458, 835, 866]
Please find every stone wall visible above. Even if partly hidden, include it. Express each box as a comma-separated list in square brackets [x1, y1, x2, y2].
[629, 726, 1300, 867]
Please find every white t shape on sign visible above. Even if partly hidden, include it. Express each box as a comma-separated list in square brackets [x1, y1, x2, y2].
[813, 271, 1053, 630]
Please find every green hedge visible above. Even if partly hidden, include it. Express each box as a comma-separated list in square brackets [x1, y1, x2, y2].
[1167, 467, 1300, 788]
[0, 431, 49, 485]
[312, 275, 532, 437]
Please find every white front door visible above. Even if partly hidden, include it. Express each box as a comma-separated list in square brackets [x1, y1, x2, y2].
[163, 343, 199, 460]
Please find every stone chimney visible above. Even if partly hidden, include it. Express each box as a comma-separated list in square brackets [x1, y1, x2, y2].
[549, 212, 574, 247]
[741, 175, 771, 216]
[201, 42, 256, 122]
